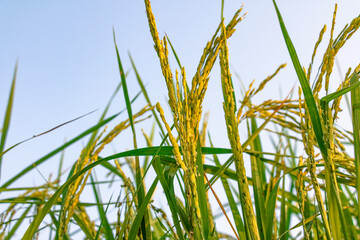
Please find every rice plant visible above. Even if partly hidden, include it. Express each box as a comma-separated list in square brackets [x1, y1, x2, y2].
[1, 1, 360, 239]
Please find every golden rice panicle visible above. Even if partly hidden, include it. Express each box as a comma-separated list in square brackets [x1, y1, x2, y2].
[299, 89, 332, 237]
[155, 102, 187, 172]
[57, 106, 153, 239]
[145, 0, 246, 233]
[175, 69, 182, 113]
[323, 4, 337, 93]
[76, 206, 96, 237]
[331, 80, 347, 121]
[65, 128, 110, 226]
[143, 0, 162, 56]
[98, 105, 153, 152]
[313, 5, 337, 95]
[219, 21, 260, 240]
[123, 191, 133, 239]
[144, 0, 177, 114]
[253, 63, 286, 96]
[333, 10, 360, 54]
[237, 80, 255, 122]
[58, 132, 103, 239]
[177, 69, 201, 220]
[141, 128, 153, 147]
[190, 7, 245, 108]
[200, 111, 209, 148]
[295, 156, 310, 239]
[1, 179, 59, 238]
[0, 188, 36, 238]
[307, 24, 327, 81]
[314, 4, 360, 97]
[313, 51, 332, 96]
[162, 37, 178, 113]
[331, 66, 357, 120]
[114, 159, 136, 201]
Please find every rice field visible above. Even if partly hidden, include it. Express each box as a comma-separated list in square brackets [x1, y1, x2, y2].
[1, 0, 360, 239]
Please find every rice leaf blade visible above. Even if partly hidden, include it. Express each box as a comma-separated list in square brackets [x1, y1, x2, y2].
[0, 113, 119, 189]
[0, 63, 17, 182]
[114, 30, 151, 239]
[165, 34, 182, 69]
[321, 78, 360, 104]
[195, 138, 210, 239]
[272, 2, 350, 238]
[272, 0, 327, 159]
[279, 171, 287, 239]
[265, 172, 280, 240]
[249, 119, 266, 240]
[72, 213, 96, 240]
[152, 156, 184, 240]
[209, 134, 246, 239]
[128, 178, 159, 240]
[350, 71, 360, 225]
[4, 205, 31, 240]
[90, 174, 115, 240]
[128, 53, 168, 144]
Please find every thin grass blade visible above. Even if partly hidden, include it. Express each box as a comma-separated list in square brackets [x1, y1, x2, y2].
[90, 174, 114, 240]
[128, 53, 168, 145]
[4, 205, 31, 240]
[272, 0, 327, 158]
[195, 139, 210, 239]
[350, 71, 360, 225]
[0, 112, 119, 189]
[128, 177, 159, 240]
[248, 119, 266, 240]
[0, 63, 17, 182]
[152, 156, 184, 240]
[209, 134, 246, 239]
[272, 2, 351, 238]
[114, 30, 151, 239]
[165, 34, 182, 69]
[72, 213, 96, 240]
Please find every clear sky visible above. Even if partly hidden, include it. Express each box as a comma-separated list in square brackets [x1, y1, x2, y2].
[1, 0, 360, 237]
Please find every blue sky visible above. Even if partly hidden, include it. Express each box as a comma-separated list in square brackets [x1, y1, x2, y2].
[0, 0, 360, 237]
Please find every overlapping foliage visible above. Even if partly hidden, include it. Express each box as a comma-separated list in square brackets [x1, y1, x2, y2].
[1, 1, 360, 239]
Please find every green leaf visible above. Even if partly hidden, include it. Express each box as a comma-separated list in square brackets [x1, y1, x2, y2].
[248, 120, 266, 240]
[265, 175, 280, 240]
[128, 53, 168, 145]
[128, 177, 159, 240]
[207, 94, 288, 189]
[351, 71, 360, 225]
[49, 210, 70, 240]
[114, 30, 151, 240]
[72, 213, 96, 240]
[276, 212, 320, 240]
[272, 2, 350, 239]
[90, 174, 114, 240]
[272, 0, 327, 159]
[195, 139, 210, 239]
[321, 75, 360, 104]
[0, 63, 17, 182]
[152, 157, 184, 240]
[210, 134, 245, 239]
[1, 112, 119, 189]
[22, 140, 229, 238]
[5, 205, 31, 240]
[165, 34, 182, 69]
[279, 171, 287, 239]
